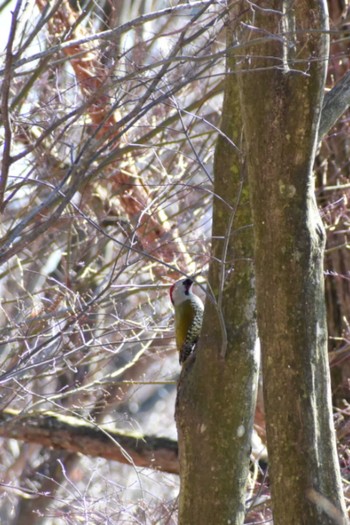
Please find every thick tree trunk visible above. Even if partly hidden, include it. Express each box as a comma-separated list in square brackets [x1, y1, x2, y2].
[175, 21, 259, 525]
[237, 1, 347, 524]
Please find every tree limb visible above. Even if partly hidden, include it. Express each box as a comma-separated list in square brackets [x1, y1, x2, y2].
[0, 0, 23, 210]
[0, 409, 179, 475]
[319, 71, 350, 139]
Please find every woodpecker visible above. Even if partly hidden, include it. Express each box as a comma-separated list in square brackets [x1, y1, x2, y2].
[170, 277, 204, 364]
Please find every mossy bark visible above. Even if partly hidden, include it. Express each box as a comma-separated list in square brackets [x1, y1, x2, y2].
[175, 14, 259, 525]
[237, 1, 347, 524]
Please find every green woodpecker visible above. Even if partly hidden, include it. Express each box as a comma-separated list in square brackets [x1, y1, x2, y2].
[170, 278, 204, 364]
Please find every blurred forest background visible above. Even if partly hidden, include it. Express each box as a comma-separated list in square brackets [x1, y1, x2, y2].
[0, 0, 349, 523]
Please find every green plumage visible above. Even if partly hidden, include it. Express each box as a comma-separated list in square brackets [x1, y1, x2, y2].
[174, 297, 203, 363]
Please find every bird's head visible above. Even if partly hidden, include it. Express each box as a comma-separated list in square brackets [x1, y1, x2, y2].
[169, 278, 194, 306]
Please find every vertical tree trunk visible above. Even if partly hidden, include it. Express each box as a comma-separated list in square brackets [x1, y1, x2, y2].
[237, 1, 347, 524]
[175, 17, 259, 525]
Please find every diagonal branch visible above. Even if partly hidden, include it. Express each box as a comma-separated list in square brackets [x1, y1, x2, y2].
[319, 71, 350, 139]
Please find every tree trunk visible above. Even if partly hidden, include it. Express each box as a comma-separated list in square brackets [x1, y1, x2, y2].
[237, 1, 347, 524]
[175, 16, 259, 525]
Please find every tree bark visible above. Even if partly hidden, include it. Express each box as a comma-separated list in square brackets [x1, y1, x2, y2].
[175, 12, 259, 525]
[237, 1, 347, 524]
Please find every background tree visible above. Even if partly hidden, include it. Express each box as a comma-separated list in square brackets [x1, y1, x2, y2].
[236, 1, 347, 524]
